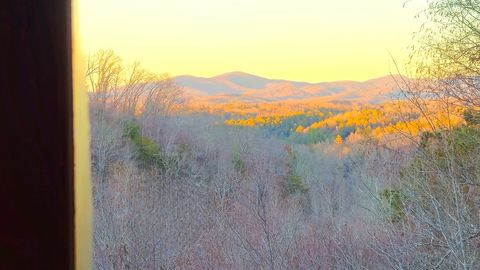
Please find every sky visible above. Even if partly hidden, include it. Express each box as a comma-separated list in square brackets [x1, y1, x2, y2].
[78, 0, 426, 83]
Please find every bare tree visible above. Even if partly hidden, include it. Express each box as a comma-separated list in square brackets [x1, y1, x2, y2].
[408, 0, 480, 108]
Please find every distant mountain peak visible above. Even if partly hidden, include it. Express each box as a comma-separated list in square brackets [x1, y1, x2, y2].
[213, 71, 270, 80]
[215, 71, 256, 77]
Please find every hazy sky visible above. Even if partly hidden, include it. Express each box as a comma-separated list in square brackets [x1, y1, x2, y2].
[79, 0, 425, 82]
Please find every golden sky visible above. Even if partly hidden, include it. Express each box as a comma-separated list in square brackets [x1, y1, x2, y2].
[78, 0, 425, 82]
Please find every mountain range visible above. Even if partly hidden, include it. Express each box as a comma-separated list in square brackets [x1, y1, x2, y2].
[174, 71, 404, 105]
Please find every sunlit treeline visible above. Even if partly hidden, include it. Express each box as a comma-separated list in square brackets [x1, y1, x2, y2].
[220, 102, 466, 144]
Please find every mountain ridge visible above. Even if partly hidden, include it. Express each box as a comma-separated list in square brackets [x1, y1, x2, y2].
[175, 72, 405, 105]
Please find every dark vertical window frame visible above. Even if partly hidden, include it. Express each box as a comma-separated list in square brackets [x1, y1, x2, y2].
[0, 0, 75, 269]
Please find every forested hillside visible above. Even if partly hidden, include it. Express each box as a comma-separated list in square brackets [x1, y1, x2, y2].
[90, 1, 480, 269]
